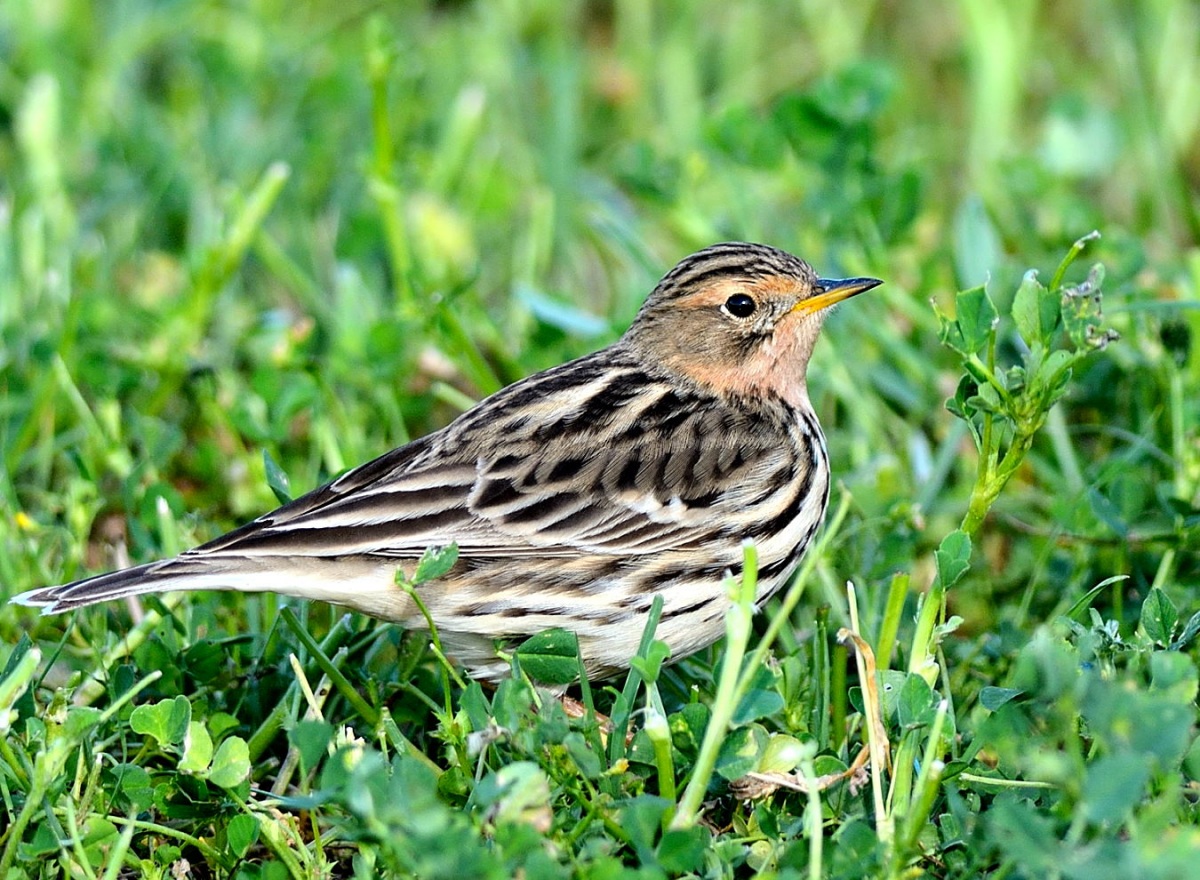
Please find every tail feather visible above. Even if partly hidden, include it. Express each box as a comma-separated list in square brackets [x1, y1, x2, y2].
[11, 558, 229, 614]
[10, 554, 415, 620]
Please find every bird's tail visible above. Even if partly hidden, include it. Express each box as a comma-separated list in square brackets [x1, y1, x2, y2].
[10, 557, 244, 614]
[10, 554, 412, 620]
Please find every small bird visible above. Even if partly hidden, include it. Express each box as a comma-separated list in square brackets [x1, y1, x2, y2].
[13, 243, 879, 681]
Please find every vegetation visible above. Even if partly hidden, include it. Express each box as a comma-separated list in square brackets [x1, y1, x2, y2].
[2, 1, 1198, 877]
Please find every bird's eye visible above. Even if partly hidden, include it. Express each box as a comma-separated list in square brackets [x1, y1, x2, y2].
[723, 293, 757, 318]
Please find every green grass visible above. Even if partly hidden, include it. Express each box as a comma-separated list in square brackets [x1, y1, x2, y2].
[2, 1, 1199, 877]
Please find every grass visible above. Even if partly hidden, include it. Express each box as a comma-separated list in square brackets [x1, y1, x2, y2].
[2, 0, 1199, 877]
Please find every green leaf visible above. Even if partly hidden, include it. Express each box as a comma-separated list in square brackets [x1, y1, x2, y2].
[209, 712, 241, 740]
[1005, 362, 1030, 396]
[152, 845, 183, 867]
[563, 731, 602, 779]
[1170, 610, 1200, 650]
[208, 736, 251, 789]
[1148, 652, 1197, 703]
[984, 798, 1059, 871]
[0, 635, 38, 725]
[491, 676, 536, 732]
[413, 543, 459, 583]
[25, 823, 60, 858]
[181, 639, 226, 685]
[812, 755, 850, 787]
[1086, 486, 1129, 537]
[515, 628, 581, 686]
[877, 670, 910, 718]
[935, 529, 972, 588]
[1081, 754, 1150, 824]
[226, 813, 260, 859]
[1011, 628, 1081, 700]
[1064, 575, 1127, 621]
[470, 762, 552, 829]
[627, 639, 672, 683]
[706, 104, 788, 168]
[953, 194, 1002, 287]
[263, 448, 293, 504]
[933, 298, 969, 355]
[757, 734, 808, 774]
[79, 816, 118, 850]
[656, 826, 711, 874]
[808, 61, 897, 126]
[969, 380, 1003, 414]
[130, 696, 192, 746]
[1184, 736, 1200, 782]
[111, 764, 154, 811]
[1036, 349, 1076, 407]
[63, 706, 103, 739]
[955, 286, 999, 352]
[1061, 263, 1117, 350]
[946, 375, 983, 447]
[178, 721, 213, 774]
[732, 688, 784, 725]
[617, 796, 671, 856]
[1082, 675, 1194, 766]
[461, 681, 492, 731]
[715, 724, 768, 780]
[515, 285, 609, 337]
[897, 673, 935, 728]
[672, 703, 709, 755]
[1140, 588, 1178, 644]
[1011, 270, 1059, 344]
[980, 687, 1024, 711]
[289, 720, 334, 775]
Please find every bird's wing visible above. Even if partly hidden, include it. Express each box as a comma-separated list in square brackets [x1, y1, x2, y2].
[186, 372, 783, 563]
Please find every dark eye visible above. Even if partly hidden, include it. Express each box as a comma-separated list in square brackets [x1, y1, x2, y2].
[724, 293, 757, 318]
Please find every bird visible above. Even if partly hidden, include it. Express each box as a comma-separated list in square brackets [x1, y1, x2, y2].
[12, 242, 880, 681]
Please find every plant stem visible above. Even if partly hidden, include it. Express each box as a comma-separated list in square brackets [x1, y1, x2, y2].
[671, 544, 758, 828]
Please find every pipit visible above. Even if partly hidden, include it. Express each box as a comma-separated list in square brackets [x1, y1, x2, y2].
[13, 242, 879, 680]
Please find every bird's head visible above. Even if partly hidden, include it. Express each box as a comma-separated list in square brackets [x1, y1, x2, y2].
[625, 242, 881, 406]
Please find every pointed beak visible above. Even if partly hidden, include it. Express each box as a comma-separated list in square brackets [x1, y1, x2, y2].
[791, 276, 883, 317]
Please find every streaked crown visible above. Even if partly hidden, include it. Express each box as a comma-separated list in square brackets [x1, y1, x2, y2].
[640, 242, 818, 311]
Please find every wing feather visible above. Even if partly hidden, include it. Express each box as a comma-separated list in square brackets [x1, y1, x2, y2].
[181, 352, 785, 564]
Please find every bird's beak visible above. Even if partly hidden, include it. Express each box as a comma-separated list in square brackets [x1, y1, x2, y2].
[791, 276, 883, 317]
